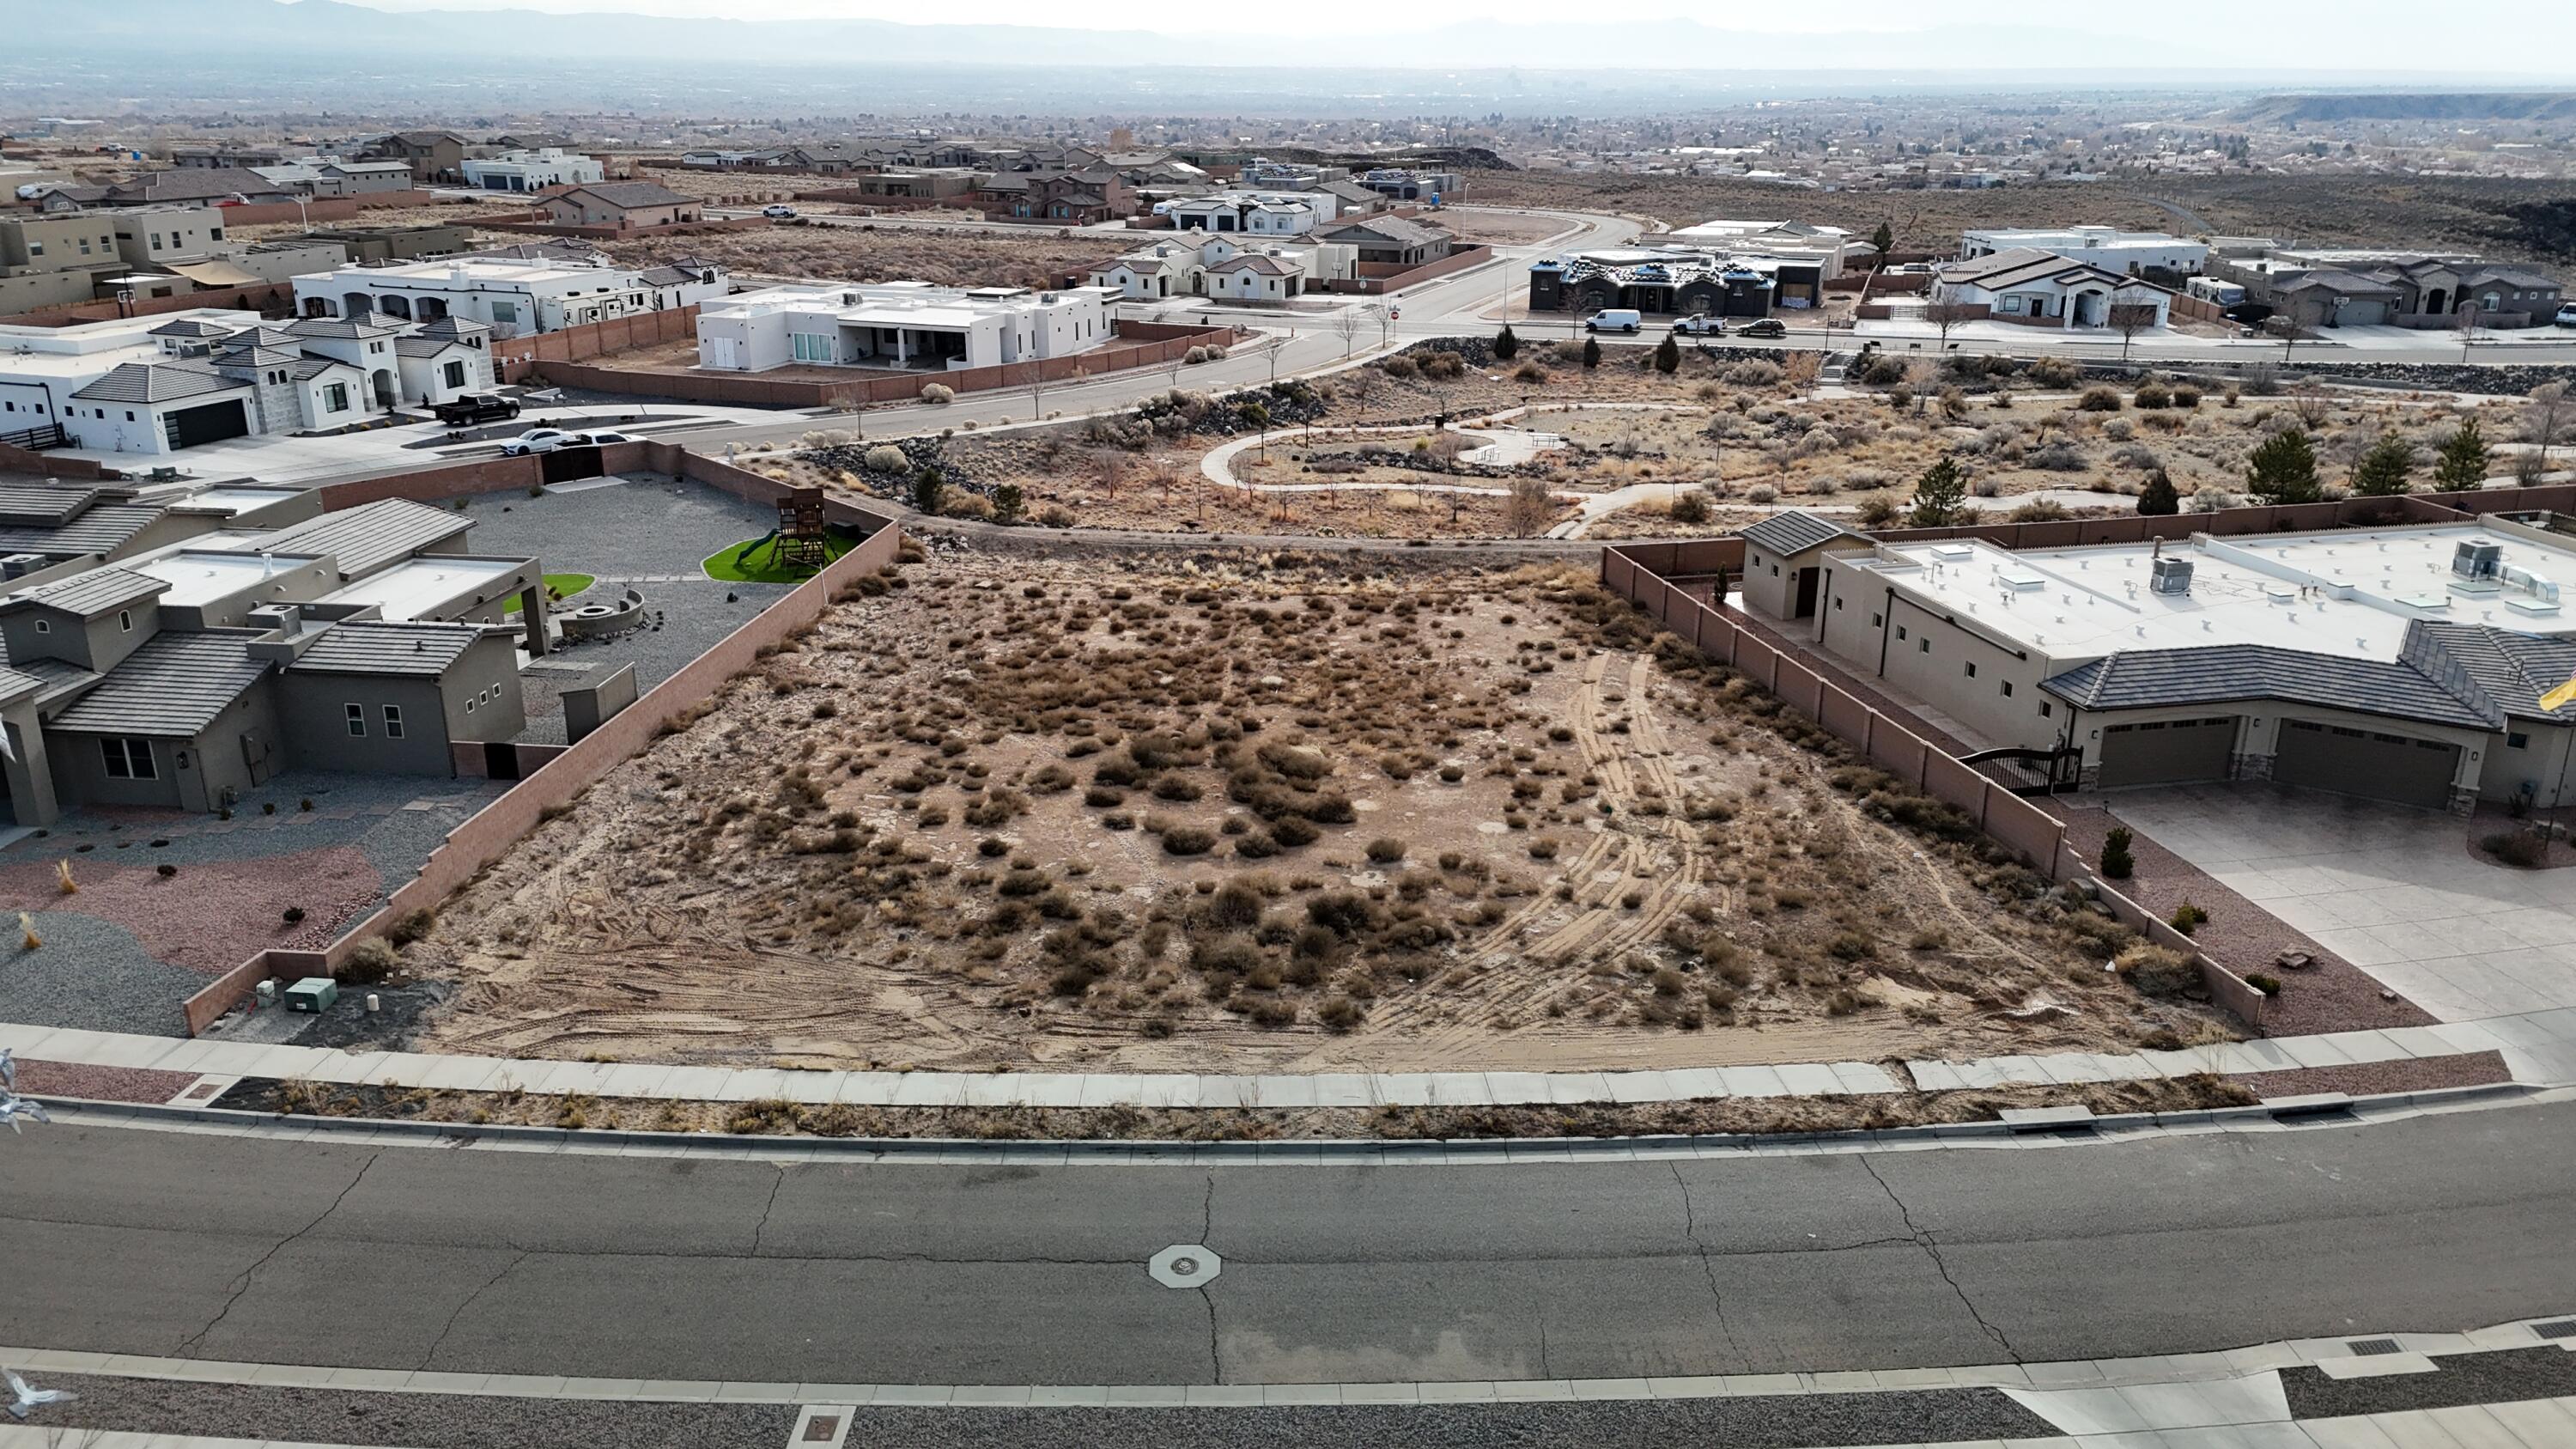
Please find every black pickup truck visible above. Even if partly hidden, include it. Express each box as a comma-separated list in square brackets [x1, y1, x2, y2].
[431, 393, 522, 425]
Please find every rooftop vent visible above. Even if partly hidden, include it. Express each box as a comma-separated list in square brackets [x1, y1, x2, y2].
[2453, 539, 2503, 581]
[2149, 557, 2194, 595]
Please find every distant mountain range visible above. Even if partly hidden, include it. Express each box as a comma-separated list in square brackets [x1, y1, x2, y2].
[6, 0, 2561, 76]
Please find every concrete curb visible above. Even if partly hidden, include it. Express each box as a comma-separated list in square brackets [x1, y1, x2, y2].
[32, 1081, 2546, 1164]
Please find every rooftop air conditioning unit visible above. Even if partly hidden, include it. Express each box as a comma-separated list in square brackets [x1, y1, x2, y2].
[2149, 557, 2194, 594]
[2453, 539, 2503, 581]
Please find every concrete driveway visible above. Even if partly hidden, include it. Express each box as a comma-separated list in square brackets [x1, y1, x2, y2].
[2111, 782, 2576, 1023]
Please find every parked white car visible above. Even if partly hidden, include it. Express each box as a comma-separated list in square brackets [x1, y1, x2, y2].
[2558, 302, 2576, 328]
[762, 204, 799, 219]
[499, 429, 634, 456]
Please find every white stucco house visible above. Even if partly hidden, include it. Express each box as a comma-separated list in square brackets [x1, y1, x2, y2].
[1930, 248, 2175, 330]
[694, 281, 1119, 374]
[1090, 234, 1354, 300]
[0, 307, 496, 457]
[1958, 226, 2208, 277]
[1166, 190, 1340, 235]
[292, 255, 726, 337]
[459, 149, 606, 193]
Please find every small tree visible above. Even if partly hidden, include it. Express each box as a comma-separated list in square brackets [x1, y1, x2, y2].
[2348, 430, 2415, 496]
[2136, 466, 2180, 516]
[991, 482, 1026, 524]
[1582, 335, 1602, 370]
[1908, 454, 1968, 527]
[1870, 220, 1895, 256]
[2108, 301, 2160, 362]
[1493, 325, 1519, 362]
[1652, 331, 1680, 374]
[1332, 307, 1363, 357]
[2100, 826, 2135, 880]
[2524, 381, 2570, 454]
[2433, 416, 2492, 490]
[1504, 475, 1554, 538]
[910, 465, 946, 515]
[2244, 428, 2322, 504]
[1925, 301, 1977, 348]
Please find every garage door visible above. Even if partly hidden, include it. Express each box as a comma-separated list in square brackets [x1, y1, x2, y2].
[163, 399, 248, 448]
[2273, 719, 2458, 809]
[2096, 716, 2237, 788]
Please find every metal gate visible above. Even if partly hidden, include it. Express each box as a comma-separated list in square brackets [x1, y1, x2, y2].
[2272, 719, 2458, 810]
[539, 444, 606, 485]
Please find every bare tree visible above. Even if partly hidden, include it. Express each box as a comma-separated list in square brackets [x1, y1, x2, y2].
[2287, 380, 2331, 430]
[2525, 381, 2572, 459]
[2107, 301, 2160, 362]
[1924, 300, 1978, 348]
[1504, 476, 1555, 539]
[1332, 307, 1363, 358]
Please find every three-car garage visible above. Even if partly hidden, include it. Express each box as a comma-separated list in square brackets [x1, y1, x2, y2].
[2090, 713, 2464, 810]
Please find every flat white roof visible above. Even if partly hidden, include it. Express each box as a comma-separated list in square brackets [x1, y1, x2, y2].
[317, 556, 522, 621]
[1850, 524, 2576, 667]
[176, 485, 307, 516]
[131, 550, 320, 607]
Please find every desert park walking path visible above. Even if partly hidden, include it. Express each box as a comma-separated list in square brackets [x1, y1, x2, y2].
[9, 1004, 2576, 1111]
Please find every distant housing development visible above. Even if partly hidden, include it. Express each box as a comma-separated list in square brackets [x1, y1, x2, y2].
[694, 281, 1117, 373]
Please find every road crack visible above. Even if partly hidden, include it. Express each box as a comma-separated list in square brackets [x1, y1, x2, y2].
[176, 1150, 382, 1358]
[749, 1164, 787, 1257]
[1859, 1156, 2020, 1363]
[419, 1245, 528, 1371]
[1669, 1162, 1748, 1372]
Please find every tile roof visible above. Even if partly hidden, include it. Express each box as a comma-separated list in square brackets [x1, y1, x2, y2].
[285, 620, 486, 677]
[0, 565, 168, 619]
[2403, 623, 2576, 723]
[246, 498, 473, 579]
[0, 666, 48, 707]
[560, 181, 695, 210]
[47, 630, 270, 737]
[2040, 644, 2501, 730]
[1739, 509, 1864, 558]
[284, 314, 404, 338]
[69, 361, 249, 405]
[1322, 216, 1446, 248]
[0, 503, 168, 560]
[0, 486, 103, 528]
[147, 318, 238, 339]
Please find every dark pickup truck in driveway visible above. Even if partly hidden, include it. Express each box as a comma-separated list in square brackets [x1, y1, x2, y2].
[432, 393, 521, 425]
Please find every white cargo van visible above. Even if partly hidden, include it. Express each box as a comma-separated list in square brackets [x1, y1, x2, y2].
[1584, 308, 1643, 333]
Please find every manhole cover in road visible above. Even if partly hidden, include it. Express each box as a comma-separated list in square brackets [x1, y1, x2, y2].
[1149, 1244, 1222, 1288]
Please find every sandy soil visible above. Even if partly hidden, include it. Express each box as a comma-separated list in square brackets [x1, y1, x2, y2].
[409, 556, 2234, 1074]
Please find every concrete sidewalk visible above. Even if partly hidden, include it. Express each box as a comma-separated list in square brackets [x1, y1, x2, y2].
[2, 1009, 2563, 1111]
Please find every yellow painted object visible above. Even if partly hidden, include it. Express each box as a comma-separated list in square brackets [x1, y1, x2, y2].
[53, 861, 75, 896]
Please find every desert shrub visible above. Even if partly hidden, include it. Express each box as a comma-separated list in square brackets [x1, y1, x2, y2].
[337, 937, 398, 985]
[1514, 362, 1549, 383]
[2028, 356, 2081, 389]
[860, 445, 908, 472]
[1162, 826, 1218, 855]
[1381, 355, 1420, 379]
[2026, 441, 2087, 472]
[1037, 504, 1075, 528]
[1746, 483, 1778, 503]
[1723, 361, 1783, 387]
[2008, 499, 2070, 522]
[920, 383, 955, 405]
[1670, 490, 1709, 525]
[387, 908, 436, 945]
[941, 491, 994, 521]
[1364, 837, 1408, 864]
[2172, 385, 2202, 408]
[1318, 994, 1364, 1031]
[2076, 387, 2123, 412]
[2132, 380, 2172, 409]
[2483, 830, 2547, 868]
[1854, 493, 1898, 527]
[1270, 815, 1321, 847]
[2245, 971, 2282, 996]
[1420, 350, 1467, 380]
[2117, 944, 2201, 997]
[2169, 899, 2209, 935]
[1207, 882, 1264, 929]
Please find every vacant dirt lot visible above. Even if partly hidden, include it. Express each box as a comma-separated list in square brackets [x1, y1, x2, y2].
[408, 554, 2233, 1074]
[1475, 172, 2576, 265]
[600, 225, 1127, 289]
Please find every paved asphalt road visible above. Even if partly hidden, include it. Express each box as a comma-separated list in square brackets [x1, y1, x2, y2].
[3, 1103, 2572, 1386]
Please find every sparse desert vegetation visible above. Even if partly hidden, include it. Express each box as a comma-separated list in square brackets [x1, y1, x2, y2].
[408, 552, 2235, 1074]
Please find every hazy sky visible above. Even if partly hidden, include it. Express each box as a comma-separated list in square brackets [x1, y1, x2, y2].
[323, 0, 2083, 32]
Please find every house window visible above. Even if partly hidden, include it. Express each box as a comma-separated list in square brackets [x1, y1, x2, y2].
[117, 609, 132, 632]
[1963, 661, 1977, 678]
[2039, 701, 2053, 717]
[325, 382, 349, 412]
[791, 332, 834, 363]
[1918, 637, 1930, 653]
[1895, 625, 1908, 641]
[2001, 680, 2014, 697]
[1871, 612, 1883, 627]
[383, 704, 404, 739]
[2509, 731, 2531, 749]
[346, 703, 366, 737]
[100, 737, 155, 780]
[441, 360, 466, 388]
[33, 619, 47, 635]
[149, 233, 162, 250]
[1833, 598, 1844, 611]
